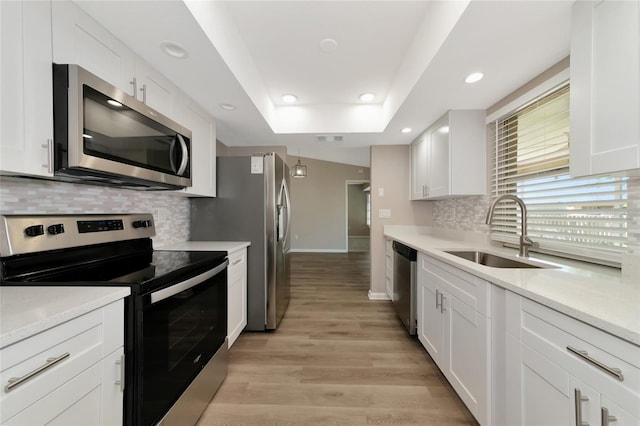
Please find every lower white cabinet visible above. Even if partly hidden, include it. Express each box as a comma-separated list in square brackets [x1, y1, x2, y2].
[417, 253, 492, 425]
[385, 239, 393, 300]
[505, 292, 640, 426]
[0, 300, 125, 425]
[227, 247, 248, 348]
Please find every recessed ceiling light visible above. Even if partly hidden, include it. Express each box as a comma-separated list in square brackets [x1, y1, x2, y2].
[282, 94, 298, 104]
[219, 103, 236, 111]
[107, 99, 123, 107]
[465, 72, 484, 84]
[160, 41, 188, 59]
[401, 128, 412, 133]
[359, 93, 375, 102]
[439, 126, 450, 134]
[319, 38, 338, 53]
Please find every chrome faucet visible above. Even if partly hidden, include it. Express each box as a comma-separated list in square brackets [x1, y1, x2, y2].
[485, 194, 539, 257]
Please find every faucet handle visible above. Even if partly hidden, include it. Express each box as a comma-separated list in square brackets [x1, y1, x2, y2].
[523, 236, 539, 247]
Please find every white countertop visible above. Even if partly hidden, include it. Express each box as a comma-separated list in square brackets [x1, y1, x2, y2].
[0, 286, 130, 348]
[384, 226, 640, 346]
[156, 241, 250, 254]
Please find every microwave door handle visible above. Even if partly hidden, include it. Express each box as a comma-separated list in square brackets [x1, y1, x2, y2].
[169, 138, 177, 173]
[150, 259, 228, 304]
[176, 134, 189, 176]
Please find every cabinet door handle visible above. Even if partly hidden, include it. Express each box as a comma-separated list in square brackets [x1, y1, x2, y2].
[130, 77, 137, 96]
[574, 388, 589, 426]
[567, 346, 624, 381]
[140, 84, 147, 104]
[5, 352, 70, 392]
[440, 294, 446, 313]
[114, 354, 125, 392]
[601, 407, 617, 425]
[42, 138, 53, 173]
[435, 289, 441, 310]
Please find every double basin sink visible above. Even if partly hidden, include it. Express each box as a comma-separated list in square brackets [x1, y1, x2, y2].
[445, 250, 554, 269]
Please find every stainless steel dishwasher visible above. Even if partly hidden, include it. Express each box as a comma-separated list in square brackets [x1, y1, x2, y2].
[392, 241, 417, 335]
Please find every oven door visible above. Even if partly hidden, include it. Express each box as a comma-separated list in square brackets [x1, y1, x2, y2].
[134, 260, 228, 426]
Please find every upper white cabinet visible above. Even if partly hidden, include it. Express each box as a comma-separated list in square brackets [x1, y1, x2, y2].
[410, 110, 486, 200]
[174, 98, 217, 197]
[570, 0, 640, 176]
[52, 1, 136, 97]
[410, 135, 429, 200]
[0, 1, 53, 177]
[133, 57, 179, 120]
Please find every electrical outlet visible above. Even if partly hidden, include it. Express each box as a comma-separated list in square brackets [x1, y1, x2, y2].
[378, 209, 391, 219]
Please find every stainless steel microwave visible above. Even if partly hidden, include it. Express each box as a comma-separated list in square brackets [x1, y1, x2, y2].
[52, 64, 192, 190]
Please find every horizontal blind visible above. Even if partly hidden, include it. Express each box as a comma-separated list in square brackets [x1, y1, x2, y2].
[489, 83, 628, 264]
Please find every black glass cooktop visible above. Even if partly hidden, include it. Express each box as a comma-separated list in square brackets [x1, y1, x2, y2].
[0, 240, 226, 295]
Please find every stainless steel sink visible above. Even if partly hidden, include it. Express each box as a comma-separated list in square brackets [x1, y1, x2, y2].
[445, 250, 545, 269]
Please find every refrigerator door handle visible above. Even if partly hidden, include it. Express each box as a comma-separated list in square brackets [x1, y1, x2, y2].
[282, 179, 292, 251]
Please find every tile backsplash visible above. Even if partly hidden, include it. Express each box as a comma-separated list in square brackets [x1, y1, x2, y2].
[433, 177, 640, 255]
[0, 177, 190, 247]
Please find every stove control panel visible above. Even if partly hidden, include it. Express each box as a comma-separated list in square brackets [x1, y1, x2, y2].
[0, 214, 156, 257]
[78, 219, 124, 233]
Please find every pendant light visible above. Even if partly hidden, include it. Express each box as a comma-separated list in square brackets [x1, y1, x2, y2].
[292, 150, 307, 178]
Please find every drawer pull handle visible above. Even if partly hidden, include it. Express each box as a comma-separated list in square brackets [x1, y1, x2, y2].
[601, 407, 617, 425]
[567, 346, 624, 381]
[5, 352, 70, 392]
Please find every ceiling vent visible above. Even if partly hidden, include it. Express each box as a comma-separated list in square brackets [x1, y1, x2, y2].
[316, 135, 343, 143]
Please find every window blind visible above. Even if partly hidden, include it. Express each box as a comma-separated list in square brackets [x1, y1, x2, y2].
[489, 83, 628, 264]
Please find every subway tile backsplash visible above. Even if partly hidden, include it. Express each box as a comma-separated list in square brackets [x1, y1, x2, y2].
[0, 177, 190, 247]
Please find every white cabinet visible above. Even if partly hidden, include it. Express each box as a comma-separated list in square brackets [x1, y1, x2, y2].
[0, 0, 53, 177]
[227, 247, 247, 348]
[410, 110, 486, 200]
[417, 253, 492, 425]
[385, 239, 394, 300]
[175, 99, 217, 197]
[133, 57, 179, 119]
[0, 300, 125, 425]
[570, 0, 640, 176]
[505, 292, 640, 426]
[410, 135, 429, 200]
[52, 0, 136, 96]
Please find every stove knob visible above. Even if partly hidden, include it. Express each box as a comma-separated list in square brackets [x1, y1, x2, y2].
[25, 225, 44, 237]
[47, 224, 65, 235]
[133, 220, 152, 229]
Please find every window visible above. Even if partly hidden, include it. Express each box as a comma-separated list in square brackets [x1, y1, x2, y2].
[489, 83, 629, 265]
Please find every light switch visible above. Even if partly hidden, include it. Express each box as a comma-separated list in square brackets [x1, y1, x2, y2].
[378, 209, 391, 218]
[378, 187, 384, 197]
[251, 156, 263, 174]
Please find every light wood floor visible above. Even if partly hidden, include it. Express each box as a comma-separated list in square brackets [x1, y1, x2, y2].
[197, 252, 478, 426]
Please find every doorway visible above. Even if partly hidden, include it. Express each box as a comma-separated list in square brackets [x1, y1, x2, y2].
[345, 180, 370, 252]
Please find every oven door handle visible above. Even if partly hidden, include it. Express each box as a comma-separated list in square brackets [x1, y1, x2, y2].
[150, 259, 228, 304]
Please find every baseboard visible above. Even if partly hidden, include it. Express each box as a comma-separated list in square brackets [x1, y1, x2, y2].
[289, 249, 348, 253]
[368, 290, 391, 301]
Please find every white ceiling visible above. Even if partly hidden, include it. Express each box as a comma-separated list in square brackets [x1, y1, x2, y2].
[75, 0, 573, 167]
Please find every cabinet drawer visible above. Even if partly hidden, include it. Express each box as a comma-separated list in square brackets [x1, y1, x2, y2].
[0, 309, 105, 423]
[227, 249, 246, 276]
[520, 298, 640, 405]
[3, 361, 102, 426]
[421, 254, 491, 316]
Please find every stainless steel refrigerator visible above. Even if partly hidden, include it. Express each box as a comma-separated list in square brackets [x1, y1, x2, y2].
[191, 153, 291, 330]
